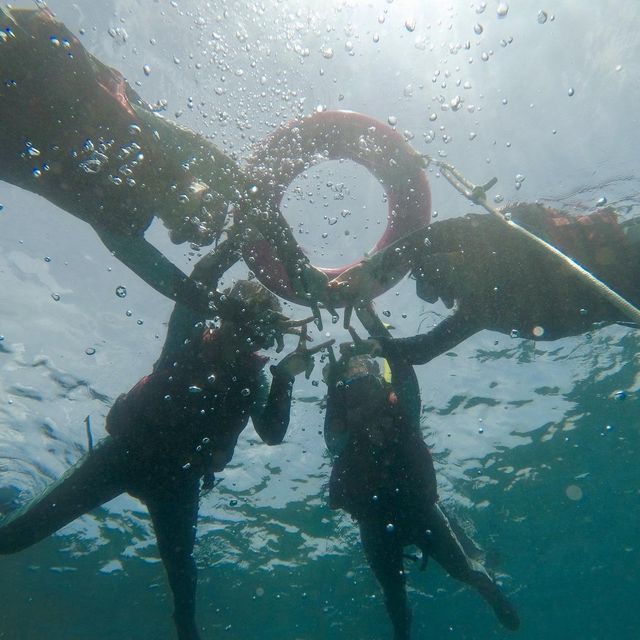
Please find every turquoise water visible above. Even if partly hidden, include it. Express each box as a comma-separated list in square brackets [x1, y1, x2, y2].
[2, 1, 640, 639]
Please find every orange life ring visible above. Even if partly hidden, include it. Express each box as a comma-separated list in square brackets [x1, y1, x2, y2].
[243, 110, 431, 307]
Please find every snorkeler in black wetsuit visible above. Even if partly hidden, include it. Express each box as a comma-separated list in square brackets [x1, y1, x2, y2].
[0, 256, 333, 640]
[334, 203, 640, 362]
[0, 7, 325, 312]
[324, 349, 519, 639]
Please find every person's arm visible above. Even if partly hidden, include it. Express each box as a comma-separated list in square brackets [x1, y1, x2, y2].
[250, 368, 296, 446]
[386, 356, 421, 429]
[377, 313, 478, 367]
[154, 238, 241, 370]
[95, 227, 223, 314]
[250, 331, 335, 445]
[323, 368, 350, 456]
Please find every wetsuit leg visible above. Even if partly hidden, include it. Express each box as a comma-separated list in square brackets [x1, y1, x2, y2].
[144, 482, 201, 640]
[418, 504, 519, 630]
[0, 438, 127, 554]
[359, 519, 412, 640]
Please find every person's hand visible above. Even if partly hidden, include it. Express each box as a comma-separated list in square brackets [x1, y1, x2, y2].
[256, 312, 316, 353]
[338, 326, 383, 358]
[273, 326, 335, 379]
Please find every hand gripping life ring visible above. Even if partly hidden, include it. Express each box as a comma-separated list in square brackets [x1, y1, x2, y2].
[243, 110, 431, 307]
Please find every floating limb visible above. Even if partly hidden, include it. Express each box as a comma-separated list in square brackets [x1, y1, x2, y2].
[424, 155, 640, 326]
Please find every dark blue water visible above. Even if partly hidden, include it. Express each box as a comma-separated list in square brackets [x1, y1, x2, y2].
[1, 1, 640, 639]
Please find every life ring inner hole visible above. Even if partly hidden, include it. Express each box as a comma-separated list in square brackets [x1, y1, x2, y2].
[279, 159, 388, 270]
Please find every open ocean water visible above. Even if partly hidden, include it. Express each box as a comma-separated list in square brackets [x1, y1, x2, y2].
[1, 1, 639, 639]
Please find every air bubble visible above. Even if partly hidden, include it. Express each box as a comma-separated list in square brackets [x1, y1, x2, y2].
[85, 347, 96, 356]
[115, 286, 127, 298]
[80, 152, 108, 174]
[25, 142, 40, 158]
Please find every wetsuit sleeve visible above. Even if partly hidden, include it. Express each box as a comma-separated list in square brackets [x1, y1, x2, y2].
[96, 227, 214, 314]
[249, 368, 295, 446]
[386, 356, 421, 430]
[377, 314, 475, 366]
[323, 378, 349, 456]
[154, 238, 241, 370]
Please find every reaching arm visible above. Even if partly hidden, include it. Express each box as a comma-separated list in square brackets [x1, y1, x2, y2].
[249, 368, 295, 446]
[251, 329, 335, 445]
[154, 238, 241, 370]
[378, 313, 478, 367]
[386, 355, 421, 429]
[96, 227, 225, 315]
[323, 370, 350, 456]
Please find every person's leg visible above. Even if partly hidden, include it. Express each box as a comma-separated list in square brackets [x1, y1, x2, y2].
[0, 438, 127, 554]
[419, 503, 520, 631]
[359, 519, 412, 640]
[144, 483, 201, 640]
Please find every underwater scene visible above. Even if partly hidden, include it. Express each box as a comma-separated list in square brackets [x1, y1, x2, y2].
[1, 1, 639, 638]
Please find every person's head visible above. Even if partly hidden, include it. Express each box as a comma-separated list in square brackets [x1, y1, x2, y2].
[220, 279, 285, 352]
[337, 355, 389, 418]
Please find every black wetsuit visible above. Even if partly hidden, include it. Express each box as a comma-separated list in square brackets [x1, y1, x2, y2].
[0, 324, 295, 640]
[0, 240, 295, 640]
[324, 357, 519, 639]
[379, 205, 640, 366]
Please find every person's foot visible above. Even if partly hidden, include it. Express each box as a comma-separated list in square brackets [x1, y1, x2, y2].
[489, 590, 520, 631]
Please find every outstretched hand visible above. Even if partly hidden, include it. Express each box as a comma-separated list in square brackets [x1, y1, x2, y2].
[338, 326, 383, 358]
[267, 313, 316, 353]
[274, 325, 335, 378]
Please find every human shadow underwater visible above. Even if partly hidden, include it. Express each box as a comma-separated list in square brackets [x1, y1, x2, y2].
[0, 240, 334, 640]
[323, 338, 520, 640]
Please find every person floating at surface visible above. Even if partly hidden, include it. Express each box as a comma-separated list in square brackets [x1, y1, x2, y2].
[0, 6, 324, 312]
[336, 203, 640, 364]
[323, 343, 520, 639]
[0, 272, 333, 640]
